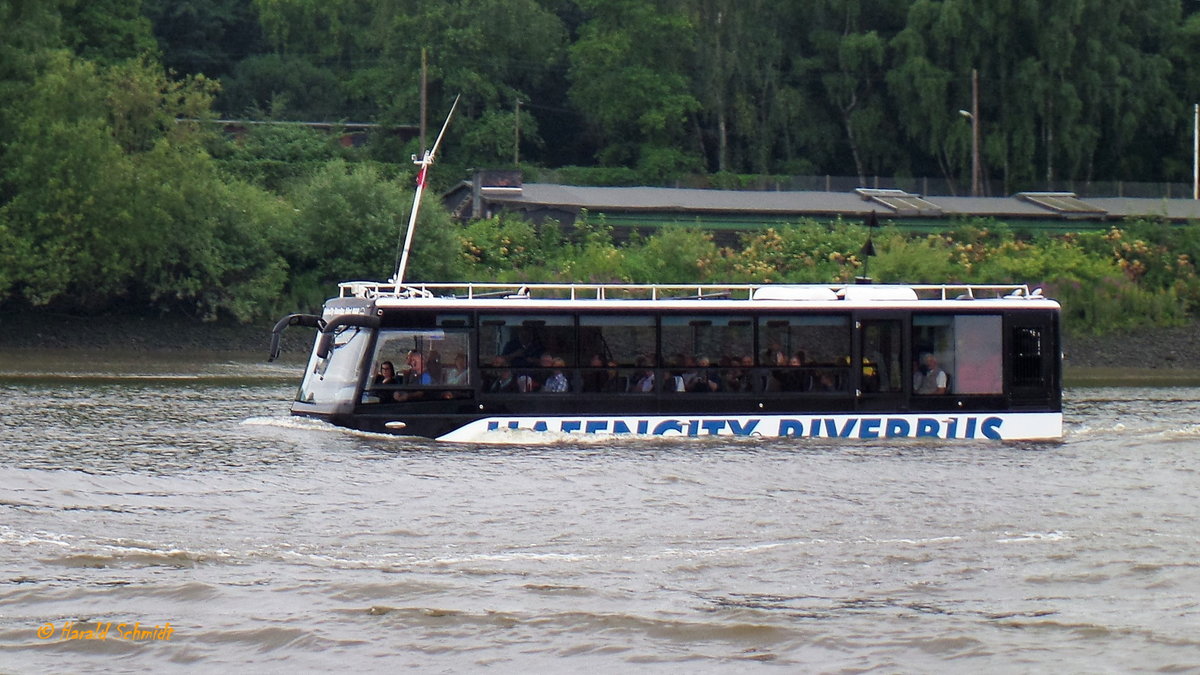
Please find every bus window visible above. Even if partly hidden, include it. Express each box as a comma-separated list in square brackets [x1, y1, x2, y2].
[298, 325, 370, 406]
[1011, 326, 1045, 388]
[578, 315, 654, 393]
[480, 315, 576, 393]
[861, 319, 903, 393]
[913, 314, 1002, 395]
[661, 315, 754, 393]
[758, 315, 851, 393]
[363, 328, 471, 404]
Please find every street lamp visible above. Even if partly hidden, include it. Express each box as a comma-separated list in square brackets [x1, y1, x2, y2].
[958, 69, 982, 197]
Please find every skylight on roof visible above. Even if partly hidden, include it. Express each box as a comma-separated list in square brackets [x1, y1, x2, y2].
[1017, 192, 1106, 216]
[854, 188, 943, 217]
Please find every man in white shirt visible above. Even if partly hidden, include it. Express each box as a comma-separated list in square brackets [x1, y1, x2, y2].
[915, 353, 949, 395]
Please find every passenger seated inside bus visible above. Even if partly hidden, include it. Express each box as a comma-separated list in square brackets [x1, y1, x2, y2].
[541, 356, 569, 393]
[772, 352, 810, 392]
[390, 351, 433, 402]
[374, 361, 398, 386]
[687, 356, 721, 393]
[814, 371, 839, 392]
[914, 352, 950, 395]
[484, 356, 517, 393]
[425, 350, 442, 383]
[501, 326, 544, 367]
[442, 353, 469, 385]
[370, 361, 399, 401]
[632, 356, 655, 392]
[582, 354, 609, 392]
[723, 355, 754, 392]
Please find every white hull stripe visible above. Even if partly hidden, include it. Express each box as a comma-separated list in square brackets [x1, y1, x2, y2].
[435, 413, 1062, 443]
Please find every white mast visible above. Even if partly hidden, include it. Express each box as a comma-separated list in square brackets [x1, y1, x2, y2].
[393, 95, 460, 284]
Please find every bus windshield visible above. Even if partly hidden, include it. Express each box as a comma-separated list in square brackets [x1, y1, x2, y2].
[297, 325, 370, 406]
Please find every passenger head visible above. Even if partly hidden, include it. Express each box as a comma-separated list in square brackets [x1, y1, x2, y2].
[407, 352, 425, 372]
[539, 353, 555, 367]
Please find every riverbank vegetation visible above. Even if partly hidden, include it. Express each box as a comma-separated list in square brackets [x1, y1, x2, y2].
[2, 1, 1200, 335]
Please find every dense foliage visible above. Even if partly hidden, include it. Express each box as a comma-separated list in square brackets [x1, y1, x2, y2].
[2, 0, 1200, 334]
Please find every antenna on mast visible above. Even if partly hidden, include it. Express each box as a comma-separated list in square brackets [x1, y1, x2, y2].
[393, 94, 460, 285]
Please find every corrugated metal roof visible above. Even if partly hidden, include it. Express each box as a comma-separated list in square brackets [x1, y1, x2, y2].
[1085, 198, 1200, 221]
[493, 184, 894, 216]
[459, 181, 1200, 224]
[930, 196, 1061, 218]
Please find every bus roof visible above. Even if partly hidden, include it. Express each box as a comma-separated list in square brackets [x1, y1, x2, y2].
[337, 281, 1060, 312]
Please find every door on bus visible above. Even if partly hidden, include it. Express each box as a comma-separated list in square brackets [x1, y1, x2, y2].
[855, 315, 908, 411]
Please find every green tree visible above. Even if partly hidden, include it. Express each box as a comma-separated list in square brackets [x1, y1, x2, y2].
[568, 0, 701, 174]
[805, 0, 907, 182]
[0, 53, 289, 319]
[144, 0, 265, 78]
[282, 160, 466, 305]
[60, 0, 157, 64]
[888, 0, 1181, 192]
[685, 0, 831, 175]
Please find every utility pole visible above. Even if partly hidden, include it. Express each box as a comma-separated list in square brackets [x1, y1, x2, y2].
[971, 68, 981, 197]
[1194, 103, 1198, 200]
[419, 48, 428, 154]
[514, 98, 521, 167]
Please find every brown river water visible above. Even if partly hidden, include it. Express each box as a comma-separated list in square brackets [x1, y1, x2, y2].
[0, 351, 1197, 672]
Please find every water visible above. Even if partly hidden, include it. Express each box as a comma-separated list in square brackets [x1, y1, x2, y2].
[1, 352, 1198, 672]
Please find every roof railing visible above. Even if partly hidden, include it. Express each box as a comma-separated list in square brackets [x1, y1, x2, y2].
[339, 281, 1039, 302]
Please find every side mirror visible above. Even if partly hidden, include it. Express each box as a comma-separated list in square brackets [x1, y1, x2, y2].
[268, 314, 324, 361]
[315, 314, 383, 359]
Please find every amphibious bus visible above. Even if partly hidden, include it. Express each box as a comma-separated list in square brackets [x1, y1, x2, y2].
[270, 281, 1062, 443]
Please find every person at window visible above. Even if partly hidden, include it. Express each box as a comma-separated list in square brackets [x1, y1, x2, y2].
[488, 359, 518, 393]
[391, 352, 433, 402]
[687, 356, 721, 393]
[543, 356, 569, 393]
[724, 354, 755, 392]
[426, 350, 443, 383]
[374, 361, 398, 386]
[521, 353, 556, 392]
[403, 352, 433, 385]
[677, 354, 700, 391]
[632, 355, 655, 392]
[915, 353, 949, 395]
[815, 371, 838, 392]
[370, 361, 398, 402]
[443, 353, 469, 386]
[776, 352, 809, 392]
[582, 354, 610, 392]
[501, 326, 543, 367]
